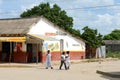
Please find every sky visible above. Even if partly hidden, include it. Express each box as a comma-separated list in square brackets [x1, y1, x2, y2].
[0, 0, 120, 35]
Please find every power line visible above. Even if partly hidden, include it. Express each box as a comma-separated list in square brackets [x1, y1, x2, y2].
[1, 4, 120, 15]
[65, 4, 120, 10]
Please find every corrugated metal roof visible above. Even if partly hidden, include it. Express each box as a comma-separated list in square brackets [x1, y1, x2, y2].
[0, 17, 41, 34]
[0, 16, 86, 42]
[104, 40, 120, 44]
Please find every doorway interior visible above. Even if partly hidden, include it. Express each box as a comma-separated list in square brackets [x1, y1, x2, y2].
[27, 43, 42, 63]
[2, 42, 14, 62]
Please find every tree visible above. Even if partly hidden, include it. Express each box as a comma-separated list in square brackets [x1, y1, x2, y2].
[20, 3, 78, 36]
[67, 28, 81, 37]
[81, 26, 103, 58]
[81, 26, 103, 48]
[103, 29, 120, 40]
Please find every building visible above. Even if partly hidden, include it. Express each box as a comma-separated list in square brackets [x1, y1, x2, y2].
[104, 40, 120, 52]
[0, 16, 85, 63]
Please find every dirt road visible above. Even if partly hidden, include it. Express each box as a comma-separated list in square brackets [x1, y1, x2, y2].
[0, 60, 119, 80]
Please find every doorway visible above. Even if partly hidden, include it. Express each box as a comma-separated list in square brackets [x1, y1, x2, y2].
[2, 42, 14, 62]
[27, 44, 42, 63]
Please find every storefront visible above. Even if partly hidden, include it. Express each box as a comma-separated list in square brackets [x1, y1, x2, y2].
[0, 34, 59, 63]
[0, 16, 86, 63]
[0, 37, 26, 63]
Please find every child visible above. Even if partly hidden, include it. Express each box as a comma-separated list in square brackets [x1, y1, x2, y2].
[65, 51, 71, 69]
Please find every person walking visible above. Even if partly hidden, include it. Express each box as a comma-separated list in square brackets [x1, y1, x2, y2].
[45, 50, 53, 69]
[59, 51, 67, 70]
[65, 51, 71, 69]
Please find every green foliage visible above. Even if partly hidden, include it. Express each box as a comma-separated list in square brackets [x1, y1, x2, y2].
[20, 2, 80, 37]
[68, 28, 81, 37]
[106, 51, 120, 59]
[21, 3, 51, 17]
[81, 26, 103, 48]
[103, 29, 120, 40]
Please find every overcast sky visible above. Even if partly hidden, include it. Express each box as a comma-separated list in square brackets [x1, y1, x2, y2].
[0, 0, 120, 35]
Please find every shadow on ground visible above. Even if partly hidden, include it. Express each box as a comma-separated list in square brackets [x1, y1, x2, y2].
[96, 70, 120, 80]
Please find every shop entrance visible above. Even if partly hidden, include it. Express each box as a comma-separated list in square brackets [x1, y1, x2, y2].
[27, 44, 42, 63]
[2, 42, 14, 62]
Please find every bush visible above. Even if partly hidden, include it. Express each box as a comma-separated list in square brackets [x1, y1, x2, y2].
[106, 51, 120, 59]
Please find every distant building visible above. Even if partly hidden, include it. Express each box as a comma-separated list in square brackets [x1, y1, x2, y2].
[104, 40, 120, 52]
[0, 16, 86, 63]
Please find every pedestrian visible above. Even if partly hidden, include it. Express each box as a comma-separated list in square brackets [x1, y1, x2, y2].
[45, 50, 53, 69]
[65, 51, 71, 69]
[59, 51, 67, 70]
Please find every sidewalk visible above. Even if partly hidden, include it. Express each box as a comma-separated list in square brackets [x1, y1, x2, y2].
[0, 63, 42, 68]
[0, 58, 119, 68]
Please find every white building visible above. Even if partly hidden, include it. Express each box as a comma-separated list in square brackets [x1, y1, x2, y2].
[0, 16, 85, 63]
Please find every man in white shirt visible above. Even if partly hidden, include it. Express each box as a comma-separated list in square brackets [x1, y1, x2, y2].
[59, 51, 67, 70]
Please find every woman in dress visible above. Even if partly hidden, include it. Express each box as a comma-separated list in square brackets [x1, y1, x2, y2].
[45, 50, 53, 69]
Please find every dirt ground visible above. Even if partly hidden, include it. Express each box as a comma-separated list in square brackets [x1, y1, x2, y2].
[0, 59, 119, 80]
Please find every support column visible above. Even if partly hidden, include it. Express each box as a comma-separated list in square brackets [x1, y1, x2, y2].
[9, 42, 12, 63]
[36, 44, 38, 64]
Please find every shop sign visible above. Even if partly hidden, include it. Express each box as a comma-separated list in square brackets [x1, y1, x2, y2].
[45, 31, 67, 36]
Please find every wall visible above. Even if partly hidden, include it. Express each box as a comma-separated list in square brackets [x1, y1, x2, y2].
[41, 51, 85, 62]
[13, 52, 26, 63]
[13, 42, 26, 63]
[28, 18, 86, 62]
[28, 18, 85, 52]
[106, 44, 120, 52]
[28, 19, 57, 35]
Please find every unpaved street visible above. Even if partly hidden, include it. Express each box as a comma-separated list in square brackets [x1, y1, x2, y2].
[0, 60, 119, 80]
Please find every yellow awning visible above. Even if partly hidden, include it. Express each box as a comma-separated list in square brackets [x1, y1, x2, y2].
[0, 37, 26, 42]
[28, 34, 59, 41]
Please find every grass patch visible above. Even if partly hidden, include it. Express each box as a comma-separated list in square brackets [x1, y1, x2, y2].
[106, 51, 120, 59]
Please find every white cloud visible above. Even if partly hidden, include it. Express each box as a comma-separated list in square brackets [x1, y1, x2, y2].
[86, 12, 120, 35]
[64, 0, 118, 35]
[89, 14, 113, 34]
[94, 14, 113, 25]
[113, 13, 120, 26]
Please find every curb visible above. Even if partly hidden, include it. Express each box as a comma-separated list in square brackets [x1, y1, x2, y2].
[96, 70, 120, 78]
[0, 65, 36, 68]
